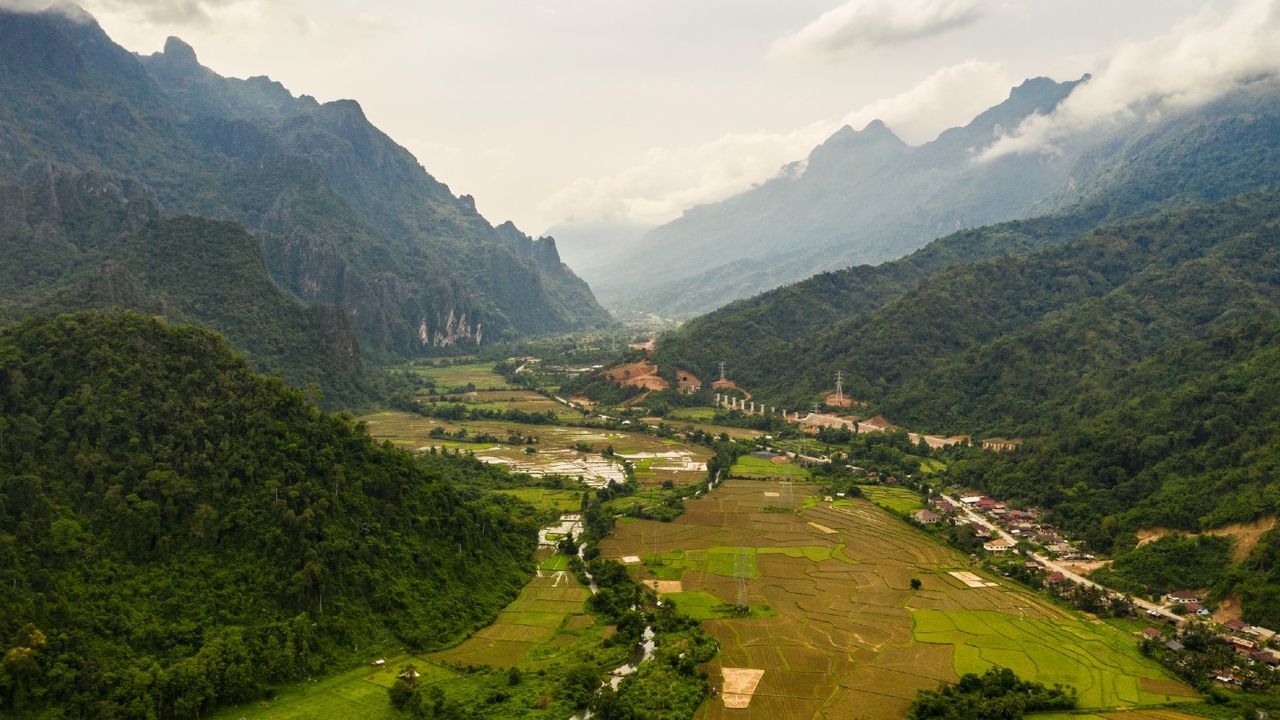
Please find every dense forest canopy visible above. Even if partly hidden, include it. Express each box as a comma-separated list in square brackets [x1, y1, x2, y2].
[0, 311, 538, 719]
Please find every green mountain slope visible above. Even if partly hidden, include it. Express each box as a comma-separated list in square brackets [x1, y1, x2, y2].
[0, 311, 536, 718]
[662, 193, 1280, 427]
[0, 167, 366, 405]
[0, 8, 610, 358]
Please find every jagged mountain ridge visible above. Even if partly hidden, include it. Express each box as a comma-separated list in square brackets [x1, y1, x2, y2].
[0, 7, 611, 358]
[590, 76, 1089, 316]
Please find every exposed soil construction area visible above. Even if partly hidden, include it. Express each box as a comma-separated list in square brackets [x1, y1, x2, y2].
[711, 378, 751, 400]
[602, 361, 670, 391]
[1137, 516, 1277, 562]
[600, 480, 1196, 720]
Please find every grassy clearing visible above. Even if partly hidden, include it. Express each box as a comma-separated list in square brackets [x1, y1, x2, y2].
[667, 407, 718, 421]
[859, 485, 925, 514]
[729, 455, 811, 479]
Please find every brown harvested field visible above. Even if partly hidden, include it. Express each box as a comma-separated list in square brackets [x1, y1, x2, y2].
[1136, 516, 1277, 562]
[598, 479, 1193, 720]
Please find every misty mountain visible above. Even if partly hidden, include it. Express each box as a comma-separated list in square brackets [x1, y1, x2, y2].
[590, 76, 1088, 317]
[0, 7, 611, 361]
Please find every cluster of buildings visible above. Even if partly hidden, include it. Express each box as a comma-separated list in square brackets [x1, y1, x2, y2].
[912, 492, 1088, 559]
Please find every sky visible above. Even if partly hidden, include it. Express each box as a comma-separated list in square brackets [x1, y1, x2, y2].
[6, 0, 1259, 233]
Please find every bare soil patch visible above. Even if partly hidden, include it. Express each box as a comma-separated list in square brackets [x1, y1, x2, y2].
[601, 361, 669, 391]
[1137, 516, 1276, 562]
[721, 667, 765, 709]
[643, 580, 684, 594]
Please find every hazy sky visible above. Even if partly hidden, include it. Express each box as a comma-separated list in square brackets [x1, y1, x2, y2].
[18, 0, 1253, 232]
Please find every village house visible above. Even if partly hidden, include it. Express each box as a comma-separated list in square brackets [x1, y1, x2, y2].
[1165, 590, 1203, 605]
[983, 538, 1014, 554]
[913, 509, 941, 525]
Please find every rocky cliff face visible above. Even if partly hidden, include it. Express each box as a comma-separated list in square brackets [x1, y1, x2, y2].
[0, 7, 611, 361]
[0, 165, 368, 405]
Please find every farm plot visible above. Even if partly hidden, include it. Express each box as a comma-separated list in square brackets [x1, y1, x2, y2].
[597, 479, 1195, 720]
[430, 389, 580, 417]
[429, 551, 596, 668]
[729, 455, 812, 480]
[858, 486, 924, 514]
[358, 412, 711, 488]
[407, 362, 516, 390]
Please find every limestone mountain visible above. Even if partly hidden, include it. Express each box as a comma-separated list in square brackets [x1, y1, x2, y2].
[0, 165, 368, 405]
[590, 76, 1088, 317]
[0, 7, 611, 361]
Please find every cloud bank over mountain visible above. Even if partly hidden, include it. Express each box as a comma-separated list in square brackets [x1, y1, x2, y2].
[983, 0, 1280, 161]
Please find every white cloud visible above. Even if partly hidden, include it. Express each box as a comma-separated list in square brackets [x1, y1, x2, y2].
[982, 0, 1280, 161]
[840, 59, 1013, 144]
[538, 60, 1015, 228]
[771, 0, 988, 59]
[537, 122, 836, 228]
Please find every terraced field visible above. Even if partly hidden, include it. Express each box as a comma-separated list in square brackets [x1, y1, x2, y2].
[429, 551, 602, 668]
[857, 486, 924, 514]
[598, 480, 1196, 720]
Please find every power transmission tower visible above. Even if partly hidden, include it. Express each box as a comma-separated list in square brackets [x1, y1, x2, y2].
[735, 547, 750, 611]
[718, 361, 727, 382]
[834, 370, 844, 405]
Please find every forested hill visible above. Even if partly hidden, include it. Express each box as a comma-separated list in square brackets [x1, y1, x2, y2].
[0, 7, 611, 359]
[0, 167, 369, 406]
[661, 192, 1280, 434]
[0, 312, 537, 719]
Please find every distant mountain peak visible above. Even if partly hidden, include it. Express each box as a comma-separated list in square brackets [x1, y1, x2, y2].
[161, 36, 198, 66]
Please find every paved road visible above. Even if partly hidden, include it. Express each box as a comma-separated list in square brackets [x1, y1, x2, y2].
[941, 494, 1184, 624]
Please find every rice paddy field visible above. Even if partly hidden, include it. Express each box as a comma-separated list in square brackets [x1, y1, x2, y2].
[359, 411, 713, 488]
[729, 454, 812, 480]
[640, 416, 764, 441]
[598, 479, 1198, 720]
[428, 550, 603, 668]
[405, 361, 518, 390]
[428, 388, 582, 418]
[856, 485, 925, 514]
